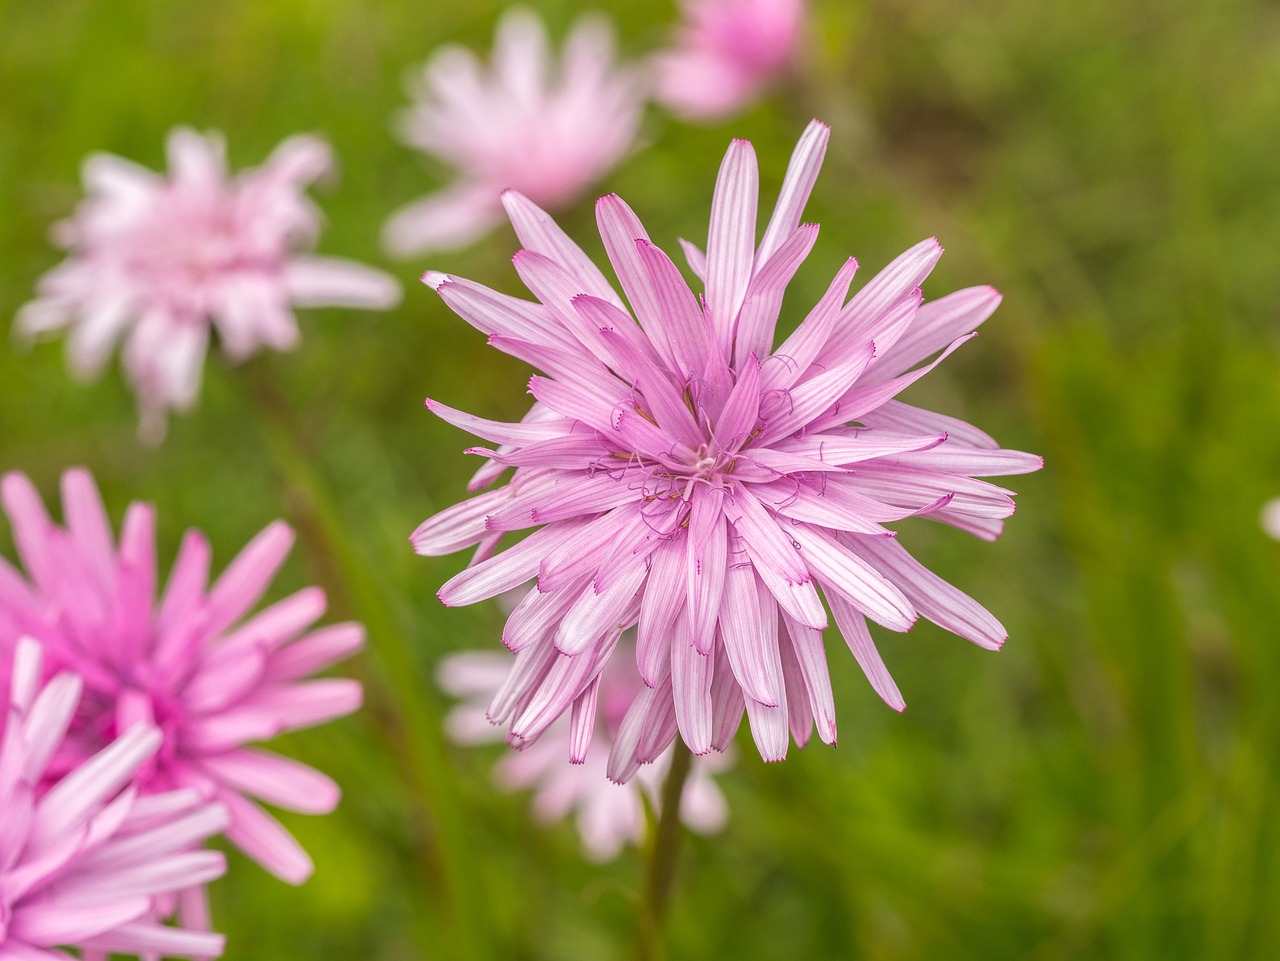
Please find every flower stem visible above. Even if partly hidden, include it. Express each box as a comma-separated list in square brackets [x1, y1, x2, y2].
[637, 739, 694, 961]
[238, 360, 487, 961]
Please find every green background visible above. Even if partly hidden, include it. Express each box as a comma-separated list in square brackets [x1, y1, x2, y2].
[3, 0, 1280, 957]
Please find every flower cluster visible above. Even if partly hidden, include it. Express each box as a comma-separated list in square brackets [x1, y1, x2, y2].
[413, 120, 1040, 779]
[0, 469, 365, 937]
[0, 637, 228, 959]
[440, 638, 729, 860]
[16, 128, 400, 441]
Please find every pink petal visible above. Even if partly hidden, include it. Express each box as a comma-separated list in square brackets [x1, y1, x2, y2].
[283, 256, 401, 310]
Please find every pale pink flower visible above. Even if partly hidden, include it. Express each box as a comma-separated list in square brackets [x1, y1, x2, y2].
[0, 468, 364, 899]
[652, 0, 806, 121]
[0, 637, 228, 960]
[439, 644, 729, 861]
[412, 121, 1041, 780]
[1262, 498, 1280, 539]
[383, 7, 644, 258]
[15, 128, 401, 442]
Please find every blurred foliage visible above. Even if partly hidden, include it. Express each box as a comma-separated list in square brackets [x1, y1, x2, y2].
[3, 0, 1280, 958]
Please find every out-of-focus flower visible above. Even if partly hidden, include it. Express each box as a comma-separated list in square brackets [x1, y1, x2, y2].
[439, 643, 729, 861]
[15, 128, 401, 442]
[383, 7, 644, 258]
[0, 468, 364, 904]
[413, 121, 1041, 781]
[1262, 498, 1280, 539]
[652, 0, 806, 121]
[0, 637, 228, 960]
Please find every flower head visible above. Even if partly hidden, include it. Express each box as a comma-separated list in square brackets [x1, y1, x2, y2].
[0, 468, 364, 892]
[439, 640, 728, 861]
[16, 128, 401, 441]
[652, 0, 806, 121]
[383, 7, 644, 257]
[0, 637, 228, 960]
[413, 121, 1040, 780]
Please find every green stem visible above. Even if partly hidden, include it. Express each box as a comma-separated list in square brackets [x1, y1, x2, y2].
[636, 740, 694, 961]
[241, 361, 487, 961]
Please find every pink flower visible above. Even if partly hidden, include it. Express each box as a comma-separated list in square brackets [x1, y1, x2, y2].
[0, 468, 364, 898]
[383, 7, 644, 258]
[412, 121, 1041, 780]
[1, 637, 228, 960]
[15, 128, 401, 442]
[1262, 498, 1280, 539]
[652, 0, 806, 121]
[439, 642, 729, 861]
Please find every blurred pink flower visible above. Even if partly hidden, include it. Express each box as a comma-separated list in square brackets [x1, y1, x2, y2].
[16, 128, 401, 442]
[439, 643, 729, 861]
[652, 0, 806, 121]
[0, 637, 227, 960]
[1262, 498, 1280, 539]
[0, 468, 364, 898]
[413, 121, 1040, 780]
[383, 7, 644, 258]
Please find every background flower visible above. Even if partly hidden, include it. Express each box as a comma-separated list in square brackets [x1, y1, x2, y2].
[413, 121, 1039, 780]
[383, 7, 644, 257]
[0, 469, 364, 908]
[652, 0, 806, 121]
[15, 128, 400, 442]
[439, 641, 729, 861]
[0, 637, 228, 960]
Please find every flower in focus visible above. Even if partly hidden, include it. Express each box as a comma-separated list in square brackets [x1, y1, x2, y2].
[15, 128, 401, 442]
[1262, 497, 1280, 539]
[439, 641, 729, 861]
[652, 0, 806, 121]
[0, 468, 364, 905]
[0, 637, 228, 960]
[413, 120, 1041, 781]
[383, 7, 644, 258]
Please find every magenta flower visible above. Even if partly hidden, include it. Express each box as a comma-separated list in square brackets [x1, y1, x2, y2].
[413, 121, 1041, 780]
[0, 637, 228, 960]
[15, 128, 401, 442]
[0, 468, 364, 896]
[652, 0, 806, 121]
[439, 641, 729, 861]
[383, 7, 644, 258]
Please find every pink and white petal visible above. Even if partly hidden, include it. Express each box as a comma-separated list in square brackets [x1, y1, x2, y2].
[757, 119, 830, 263]
[827, 595, 906, 711]
[79, 922, 225, 961]
[847, 535, 1007, 650]
[219, 791, 313, 884]
[200, 749, 340, 814]
[283, 256, 401, 310]
[203, 520, 294, 639]
[705, 138, 759, 350]
[384, 185, 503, 257]
[8, 898, 151, 947]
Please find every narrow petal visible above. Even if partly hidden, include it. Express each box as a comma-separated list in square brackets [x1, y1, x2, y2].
[671, 610, 713, 754]
[220, 791, 313, 883]
[501, 190, 624, 308]
[828, 595, 905, 711]
[848, 535, 1007, 650]
[705, 139, 759, 352]
[757, 119, 830, 264]
[789, 524, 916, 632]
[284, 256, 401, 309]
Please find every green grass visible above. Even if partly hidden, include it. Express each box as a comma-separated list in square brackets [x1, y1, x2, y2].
[3, 0, 1280, 957]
